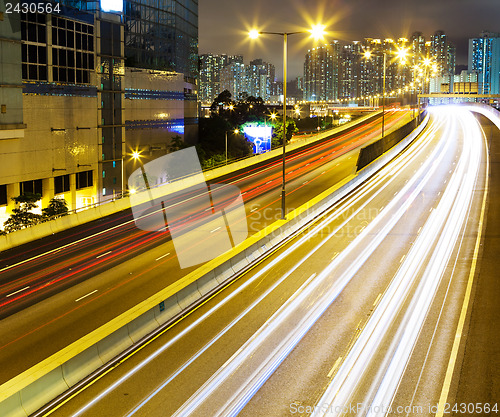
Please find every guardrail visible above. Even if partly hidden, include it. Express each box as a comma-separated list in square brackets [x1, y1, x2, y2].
[0, 112, 428, 417]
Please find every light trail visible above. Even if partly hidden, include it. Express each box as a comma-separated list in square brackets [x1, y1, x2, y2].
[311, 107, 485, 417]
[0, 112, 408, 313]
[168, 114, 449, 417]
[64, 112, 423, 417]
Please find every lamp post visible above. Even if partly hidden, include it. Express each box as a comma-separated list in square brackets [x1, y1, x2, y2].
[225, 129, 239, 165]
[249, 25, 325, 219]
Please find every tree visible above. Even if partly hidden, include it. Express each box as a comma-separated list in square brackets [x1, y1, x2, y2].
[169, 134, 187, 153]
[210, 90, 234, 115]
[3, 193, 42, 233]
[271, 118, 298, 147]
[42, 197, 69, 219]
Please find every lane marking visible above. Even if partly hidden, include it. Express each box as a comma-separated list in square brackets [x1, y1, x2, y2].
[155, 253, 171, 261]
[96, 251, 112, 259]
[327, 357, 343, 378]
[331, 252, 339, 260]
[75, 290, 98, 303]
[400, 254, 406, 263]
[250, 207, 259, 213]
[373, 293, 382, 307]
[210, 227, 221, 233]
[6, 286, 30, 298]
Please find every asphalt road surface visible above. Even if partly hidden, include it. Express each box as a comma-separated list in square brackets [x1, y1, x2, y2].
[44, 107, 490, 417]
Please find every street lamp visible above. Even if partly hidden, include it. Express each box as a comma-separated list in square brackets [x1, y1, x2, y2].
[249, 24, 325, 219]
[225, 129, 239, 165]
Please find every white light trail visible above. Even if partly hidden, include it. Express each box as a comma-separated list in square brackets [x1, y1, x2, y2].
[72, 114, 443, 417]
[312, 107, 485, 417]
[169, 117, 454, 416]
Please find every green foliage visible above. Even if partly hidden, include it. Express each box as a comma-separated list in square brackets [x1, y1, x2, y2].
[271, 118, 298, 147]
[169, 134, 187, 153]
[42, 198, 69, 219]
[0, 194, 70, 234]
[3, 193, 43, 233]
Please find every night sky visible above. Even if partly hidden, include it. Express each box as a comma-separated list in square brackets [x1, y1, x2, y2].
[199, 0, 500, 80]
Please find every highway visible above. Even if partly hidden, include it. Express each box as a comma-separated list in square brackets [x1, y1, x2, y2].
[43, 107, 489, 417]
[0, 110, 410, 384]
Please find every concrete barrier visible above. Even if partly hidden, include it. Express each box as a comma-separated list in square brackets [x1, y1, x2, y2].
[19, 368, 68, 417]
[0, 111, 428, 417]
[96, 326, 133, 365]
[0, 393, 25, 417]
[62, 345, 104, 388]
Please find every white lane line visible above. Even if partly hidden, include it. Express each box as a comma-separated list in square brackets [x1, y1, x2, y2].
[250, 207, 259, 212]
[373, 293, 382, 307]
[75, 290, 98, 302]
[6, 286, 30, 298]
[266, 181, 272, 184]
[400, 254, 406, 263]
[96, 251, 112, 259]
[210, 227, 221, 233]
[204, 208, 212, 212]
[303, 181, 309, 185]
[331, 252, 339, 260]
[155, 253, 171, 261]
[327, 357, 343, 378]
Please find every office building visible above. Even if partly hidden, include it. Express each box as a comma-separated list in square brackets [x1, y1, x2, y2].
[0, 4, 198, 228]
[60, 0, 198, 80]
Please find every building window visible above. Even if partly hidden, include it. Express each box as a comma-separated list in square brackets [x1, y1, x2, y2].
[0, 185, 7, 206]
[52, 15, 94, 85]
[54, 174, 70, 194]
[76, 170, 93, 189]
[21, 13, 48, 81]
[20, 179, 43, 196]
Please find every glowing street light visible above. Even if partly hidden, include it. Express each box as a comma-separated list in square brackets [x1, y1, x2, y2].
[309, 24, 326, 40]
[249, 24, 326, 219]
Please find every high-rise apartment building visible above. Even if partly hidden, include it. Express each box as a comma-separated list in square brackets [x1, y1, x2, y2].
[220, 62, 246, 100]
[469, 31, 500, 94]
[411, 32, 426, 65]
[303, 44, 336, 101]
[199, 54, 243, 102]
[245, 59, 275, 100]
[431, 30, 455, 76]
[339, 42, 362, 99]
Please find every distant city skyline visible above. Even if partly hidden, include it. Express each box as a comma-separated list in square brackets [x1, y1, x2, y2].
[199, 0, 500, 80]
